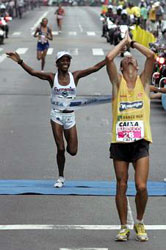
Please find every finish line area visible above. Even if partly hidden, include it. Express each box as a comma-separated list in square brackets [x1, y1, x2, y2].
[0, 179, 166, 195]
[0, 224, 166, 230]
[0, 191, 166, 249]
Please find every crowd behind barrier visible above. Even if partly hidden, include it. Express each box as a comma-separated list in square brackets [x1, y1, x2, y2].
[0, 0, 45, 19]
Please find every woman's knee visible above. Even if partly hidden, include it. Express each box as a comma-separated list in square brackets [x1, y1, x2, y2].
[66, 145, 77, 156]
[57, 145, 65, 156]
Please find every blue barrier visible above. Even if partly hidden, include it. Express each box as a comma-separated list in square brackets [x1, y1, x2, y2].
[161, 94, 166, 110]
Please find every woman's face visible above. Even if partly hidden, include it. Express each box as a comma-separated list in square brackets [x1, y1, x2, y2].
[41, 19, 48, 27]
[56, 56, 71, 71]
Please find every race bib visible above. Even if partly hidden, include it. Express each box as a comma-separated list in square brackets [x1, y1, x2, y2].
[57, 15, 63, 19]
[51, 96, 72, 111]
[116, 120, 144, 142]
[40, 35, 47, 44]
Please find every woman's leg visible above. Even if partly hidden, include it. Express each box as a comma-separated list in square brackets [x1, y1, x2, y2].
[37, 49, 42, 60]
[50, 120, 66, 177]
[41, 49, 48, 71]
[64, 124, 78, 156]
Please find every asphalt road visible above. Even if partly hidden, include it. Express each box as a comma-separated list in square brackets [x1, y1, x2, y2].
[0, 6, 166, 250]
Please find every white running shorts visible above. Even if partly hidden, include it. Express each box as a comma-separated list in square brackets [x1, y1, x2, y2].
[50, 110, 76, 130]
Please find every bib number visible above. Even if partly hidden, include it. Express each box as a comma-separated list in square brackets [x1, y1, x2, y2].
[116, 120, 144, 142]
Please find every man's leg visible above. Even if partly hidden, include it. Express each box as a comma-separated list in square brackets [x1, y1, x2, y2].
[133, 156, 149, 241]
[114, 160, 130, 241]
[113, 160, 129, 225]
[134, 156, 149, 220]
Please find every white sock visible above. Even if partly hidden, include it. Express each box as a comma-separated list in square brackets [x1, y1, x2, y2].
[136, 219, 144, 224]
[59, 176, 65, 181]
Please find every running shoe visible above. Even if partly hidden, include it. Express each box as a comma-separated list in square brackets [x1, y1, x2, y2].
[115, 225, 130, 241]
[134, 223, 149, 241]
[54, 177, 65, 188]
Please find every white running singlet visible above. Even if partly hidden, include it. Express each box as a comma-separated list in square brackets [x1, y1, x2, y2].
[50, 72, 76, 111]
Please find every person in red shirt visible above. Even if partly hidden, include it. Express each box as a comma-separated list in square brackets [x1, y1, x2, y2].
[55, 4, 65, 33]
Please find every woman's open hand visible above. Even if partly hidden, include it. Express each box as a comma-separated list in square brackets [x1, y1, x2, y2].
[6, 52, 21, 63]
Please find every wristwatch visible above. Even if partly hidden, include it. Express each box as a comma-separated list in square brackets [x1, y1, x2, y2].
[130, 41, 136, 48]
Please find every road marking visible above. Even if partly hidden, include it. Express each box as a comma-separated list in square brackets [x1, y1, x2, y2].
[78, 23, 83, 32]
[92, 49, 104, 56]
[0, 47, 108, 59]
[69, 31, 77, 36]
[60, 248, 108, 250]
[0, 225, 166, 230]
[16, 48, 28, 54]
[31, 11, 48, 31]
[0, 54, 6, 63]
[69, 48, 78, 56]
[12, 32, 21, 36]
[87, 31, 96, 36]
[127, 197, 134, 226]
[101, 119, 109, 126]
[47, 48, 54, 55]
[52, 31, 59, 36]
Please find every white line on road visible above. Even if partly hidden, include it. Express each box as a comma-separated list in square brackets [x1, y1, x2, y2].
[87, 32, 96, 36]
[60, 248, 108, 250]
[101, 119, 109, 126]
[69, 31, 77, 36]
[0, 54, 6, 63]
[78, 23, 83, 33]
[0, 225, 166, 230]
[31, 12, 48, 31]
[70, 48, 78, 56]
[52, 31, 59, 36]
[12, 32, 21, 36]
[127, 197, 134, 226]
[47, 48, 54, 55]
[92, 49, 104, 56]
[16, 48, 28, 54]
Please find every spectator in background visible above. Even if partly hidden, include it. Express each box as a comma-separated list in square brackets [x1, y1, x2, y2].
[140, 1, 148, 29]
[148, 3, 157, 35]
[17, 0, 24, 19]
[8, 0, 15, 18]
[155, 1, 164, 28]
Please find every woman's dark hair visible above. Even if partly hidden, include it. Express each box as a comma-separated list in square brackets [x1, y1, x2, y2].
[41, 18, 48, 25]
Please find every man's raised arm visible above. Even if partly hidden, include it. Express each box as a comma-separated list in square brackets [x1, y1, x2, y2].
[106, 33, 128, 86]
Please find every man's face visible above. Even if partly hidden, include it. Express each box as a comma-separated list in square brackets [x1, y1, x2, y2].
[56, 56, 71, 71]
[121, 56, 138, 71]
